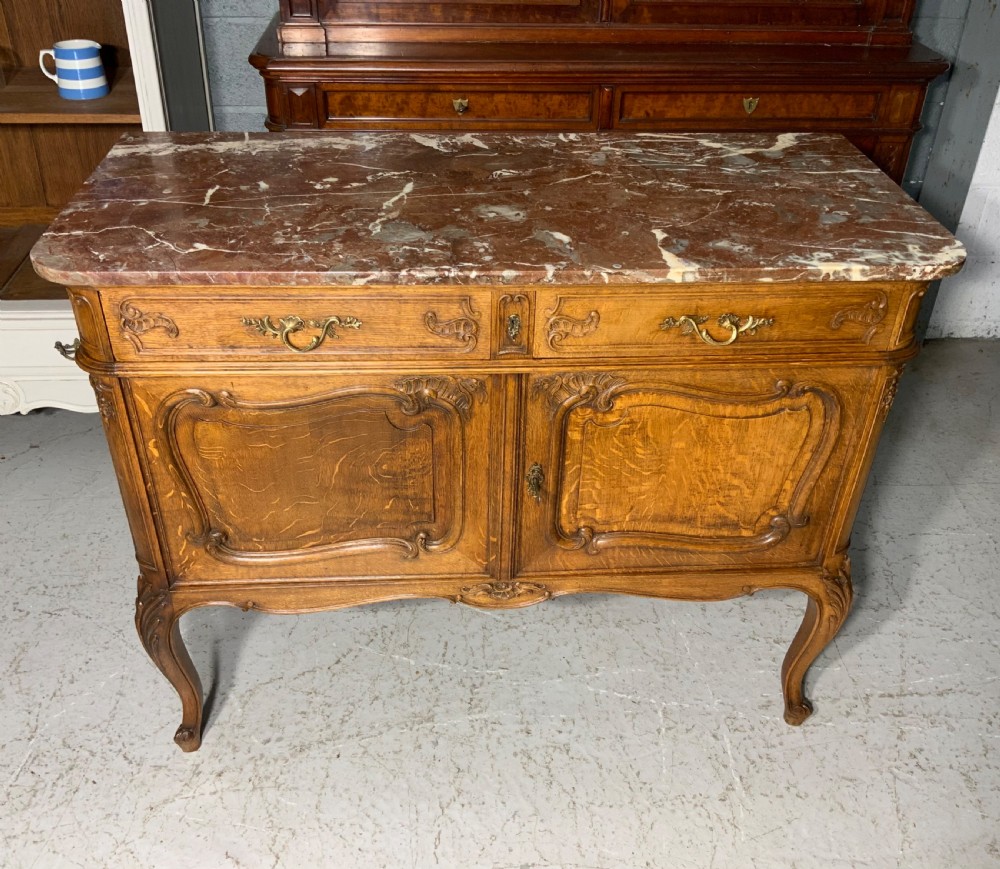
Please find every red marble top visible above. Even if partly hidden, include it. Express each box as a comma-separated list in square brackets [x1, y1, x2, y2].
[31, 132, 965, 288]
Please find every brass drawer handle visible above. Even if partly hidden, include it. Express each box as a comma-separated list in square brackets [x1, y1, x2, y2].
[743, 96, 760, 115]
[54, 338, 81, 360]
[660, 313, 774, 347]
[242, 315, 362, 353]
[526, 462, 544, 502]
[506, 313, 522, 342]
[453, 97, 469, 115]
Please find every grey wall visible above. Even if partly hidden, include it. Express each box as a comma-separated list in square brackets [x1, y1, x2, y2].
[200, 0, 274, 132]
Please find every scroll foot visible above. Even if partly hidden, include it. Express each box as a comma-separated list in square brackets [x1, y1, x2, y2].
[136, 575, 204, 752]
[780, 563, 852, 726]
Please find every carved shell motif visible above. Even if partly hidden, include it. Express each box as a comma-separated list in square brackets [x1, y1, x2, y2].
[458, 581, 551, 607]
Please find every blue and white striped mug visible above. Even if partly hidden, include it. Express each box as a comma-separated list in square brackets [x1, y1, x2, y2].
[38, 40, 109, 101]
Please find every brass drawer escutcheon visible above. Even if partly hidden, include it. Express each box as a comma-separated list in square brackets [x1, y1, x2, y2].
[743, 96, 760, 115]
[241, 314, 362, 353]
[453, 97, 469, 115]
[526, 462, 544, 501]
[506, 313, 522, 342]
[660, 313, 774, 347]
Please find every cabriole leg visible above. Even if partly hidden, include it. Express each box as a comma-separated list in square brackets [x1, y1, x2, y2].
[135, 575, 204, 751]
[780, 563, 853, 725]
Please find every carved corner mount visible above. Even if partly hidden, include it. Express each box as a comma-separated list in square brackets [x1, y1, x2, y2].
[532, 372, 627, 414]
[89, 375, 117, 421]
[819, 559, 853, 627]
[829, 292, 888, 344]
[879, 368, 903, 420]
[424, 298, 480, 351]
[120, 301, 179, 350]
[457, 581, 551, 608]
[135, 572, 171, 661]
[395, 375, 486, 421]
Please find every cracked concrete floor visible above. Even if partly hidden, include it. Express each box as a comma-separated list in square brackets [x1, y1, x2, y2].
[1, 339, 998, 868]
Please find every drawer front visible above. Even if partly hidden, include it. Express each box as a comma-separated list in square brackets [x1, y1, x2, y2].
[102, 290, 491, 361]
[615, 87, 883, 128]
[535, 285, 913, 358]
[321, 86, 599, 130]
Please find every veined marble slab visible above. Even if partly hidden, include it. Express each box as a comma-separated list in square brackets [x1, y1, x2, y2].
[31, 131, 965, 288]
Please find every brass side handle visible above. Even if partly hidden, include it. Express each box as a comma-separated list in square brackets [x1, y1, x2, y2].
[506, 313, 522, 343]
[453, 98, 469, 115]
[54, 338, 81, 360]
[660, 313, 774, 347]
[526, 462, 544, 502]
[743, 96, 760, 115]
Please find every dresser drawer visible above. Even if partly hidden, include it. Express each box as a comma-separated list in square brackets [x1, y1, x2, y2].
[535, 285, 911, 358]
[321, 85, 599, 130]
[102, 290, 491, 361]
[615, 87, 884, 129]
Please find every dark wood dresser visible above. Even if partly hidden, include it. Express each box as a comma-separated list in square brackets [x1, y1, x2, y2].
[251, 0, 946, 183]
[32, 132, 964, 750]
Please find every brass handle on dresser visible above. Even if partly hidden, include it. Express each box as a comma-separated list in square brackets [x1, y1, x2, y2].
[743, 97, 760, 115]
[452, 98, 469, 115]
[54, 338, 81, 360]
[241, 315, 362, 353]
[660, 313, 774, 347]
[506, 313, 522, 343]
[526, 462, 544, 502]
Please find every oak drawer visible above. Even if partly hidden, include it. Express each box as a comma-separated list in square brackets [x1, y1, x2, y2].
[615, 87, 884, 128]
[535, 285, 914, 358]
[321, 85, 599, 130]
[102, 290, 491, 361]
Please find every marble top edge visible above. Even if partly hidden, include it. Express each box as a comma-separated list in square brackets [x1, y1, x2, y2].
[31, 131, 966, 289]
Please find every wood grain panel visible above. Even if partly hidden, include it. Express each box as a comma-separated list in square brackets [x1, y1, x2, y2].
[33, 125, 132, 207]
[131, 374, 496, 584]
[516, 366, 879, 576]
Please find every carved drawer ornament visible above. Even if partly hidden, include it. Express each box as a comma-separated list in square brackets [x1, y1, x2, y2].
[533, 372, 627, 414]
[458, 580, 551, 607]
[545, 305, 600, 349]
[395, 375, 486, 421]
[660, 313, 774, 346]
[829, 291, 889, 344]
[424, 297, 480, 351]
[120, 301, 179, 349]
[241, 314, 362, 353]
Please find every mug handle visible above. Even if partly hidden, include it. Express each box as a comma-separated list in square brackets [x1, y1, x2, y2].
[39, 50, 59, 83]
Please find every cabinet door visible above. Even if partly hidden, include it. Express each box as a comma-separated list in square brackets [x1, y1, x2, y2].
[517, 366, 881, 576]
[129, 374, 496, 584]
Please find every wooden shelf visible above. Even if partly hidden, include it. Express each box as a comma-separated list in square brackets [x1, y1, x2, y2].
[0, 225, 63, 301]
[0, 66, 140, 125]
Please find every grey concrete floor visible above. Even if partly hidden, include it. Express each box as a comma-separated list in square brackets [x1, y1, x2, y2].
[1, 339, 998, 869]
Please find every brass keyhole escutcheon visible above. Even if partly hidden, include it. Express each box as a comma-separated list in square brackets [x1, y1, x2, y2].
[507, 313, 522, 343]
[526, 462, 544, 502]
[743, 97, 760, 115]
[453, 98, 469, 115]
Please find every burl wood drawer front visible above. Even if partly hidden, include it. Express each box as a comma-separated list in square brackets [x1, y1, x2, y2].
[516, 365, 882, 576]
[615, 87, 883, 128]
[321, 86, 599, 130]
[103, 290, 490, 360]
[535, 285, 915, 358]
[130, 374, 496, 584]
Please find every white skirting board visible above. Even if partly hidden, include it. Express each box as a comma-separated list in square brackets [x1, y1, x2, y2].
[0, 300, 96, 415]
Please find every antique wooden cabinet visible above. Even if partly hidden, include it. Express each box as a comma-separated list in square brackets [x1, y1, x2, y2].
[32, 131, 964, 751]
[251, 0, 946, 182]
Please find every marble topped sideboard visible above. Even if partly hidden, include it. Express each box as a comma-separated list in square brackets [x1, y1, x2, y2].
[32, 132, 964, 751]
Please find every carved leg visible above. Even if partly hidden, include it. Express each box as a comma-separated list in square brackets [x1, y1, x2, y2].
[780, 564, 853, 726]
[135, 575, 204, 751]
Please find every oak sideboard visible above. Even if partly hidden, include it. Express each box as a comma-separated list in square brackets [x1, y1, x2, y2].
[32, 131, 965, 751]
